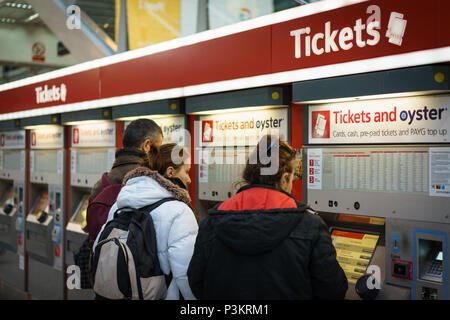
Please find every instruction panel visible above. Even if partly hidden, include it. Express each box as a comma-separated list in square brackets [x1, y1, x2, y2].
[305, 146, 450, 197]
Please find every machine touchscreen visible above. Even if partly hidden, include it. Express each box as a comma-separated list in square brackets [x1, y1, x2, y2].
[70, 195, 89, 231]
[30, 192, 49, 223]
[0, 187, 14, 214]
[331, 229, 380, 284]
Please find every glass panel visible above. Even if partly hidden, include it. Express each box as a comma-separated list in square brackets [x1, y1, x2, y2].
[3, 150, 21, 171]
[34, 150, 58, 173]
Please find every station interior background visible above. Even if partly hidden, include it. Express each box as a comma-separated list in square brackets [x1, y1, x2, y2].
[0, 0, 448, 302]
[0, 0, 321, 300]
[0, 0, 318, 84]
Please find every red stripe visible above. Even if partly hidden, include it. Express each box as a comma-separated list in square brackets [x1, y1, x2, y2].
[188, 115, 196, 210]
[331, 230, 365, 240]
[291, 103, 302, 202]
[0, 0, 448, 115]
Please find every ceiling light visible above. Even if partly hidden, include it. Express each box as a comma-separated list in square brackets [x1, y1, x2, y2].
[24, 13, 39, 22]
[16, 3, 21, 8]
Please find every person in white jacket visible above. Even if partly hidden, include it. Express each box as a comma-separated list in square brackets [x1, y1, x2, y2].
[94, 144, 198, 300]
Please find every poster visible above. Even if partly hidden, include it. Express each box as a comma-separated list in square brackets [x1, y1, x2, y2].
[429, 147, 450, 197]
[307, 149, 322, 190]
[126, 0, 181, 49]
[208, 0, 273, 29]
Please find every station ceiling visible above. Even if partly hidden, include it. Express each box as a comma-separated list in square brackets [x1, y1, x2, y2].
[0, 0, 317, 83]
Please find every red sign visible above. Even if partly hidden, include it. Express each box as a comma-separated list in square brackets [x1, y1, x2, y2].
[311, 110, 330, 139]
[0, 68, 100, 113]
[202, 120, 214, 143]
[72, 128, 80, 145]
[31, 132, 36, 146]
[32, 42, 45, 62]
[271, 0, 450, 73]
[0, 0, 448, 117]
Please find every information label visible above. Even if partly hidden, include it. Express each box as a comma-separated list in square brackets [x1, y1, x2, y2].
[307, 149, 322, 190]
[199, 108, 288, 147]
[429, 148, 450, 197]
[308, 146, 431, 195]
[71, 122, 116, 147]
[0, 130, 26, 149]
[30, 126, 64, 149]
[309, 95, 450, 144]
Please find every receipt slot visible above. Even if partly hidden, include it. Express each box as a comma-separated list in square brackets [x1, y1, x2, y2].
[65, 120, 117, 300]
[0, 130, 27, 294]
[25, 125, 66, 300]
[186, 86, 291, 220]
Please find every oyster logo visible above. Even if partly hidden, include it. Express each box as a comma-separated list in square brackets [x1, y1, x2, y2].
[35, 84, 67, 104]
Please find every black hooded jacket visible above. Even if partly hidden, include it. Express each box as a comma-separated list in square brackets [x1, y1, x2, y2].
[187, 185, 348, 300]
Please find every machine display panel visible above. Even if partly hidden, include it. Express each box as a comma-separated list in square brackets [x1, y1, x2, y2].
[32, 150, 59, 173]
[74, 149, 114, 174]
[3, 150, 21, 171]
[70, 195, 89, 227]
[30, 192, 49, 216]
[0, 187, 13, 208]
[199, 147, 248, 184]
[308, 146, 430, 195]
[331, 229, 380, 284]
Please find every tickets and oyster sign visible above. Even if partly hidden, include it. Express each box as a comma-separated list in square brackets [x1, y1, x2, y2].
[71, 122, 116, 147]
[308, 95, 450, 144]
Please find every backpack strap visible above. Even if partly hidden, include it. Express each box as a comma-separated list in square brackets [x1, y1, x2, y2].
[136, 197, 177, 215]
[114, 197, 177, 218]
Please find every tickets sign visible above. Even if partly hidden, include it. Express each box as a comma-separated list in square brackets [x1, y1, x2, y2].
[308, 95, 450, 144]
[30, 126, 64, 149]
[71, 122, 116, 147]
[199, 108, 289, 147]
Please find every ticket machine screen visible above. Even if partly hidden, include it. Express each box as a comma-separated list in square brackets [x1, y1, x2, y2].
[0, 187, 14, 208]
[331, 229, 380, 284]
[31, 192, 49, 216]
[70, 195, 89, 227]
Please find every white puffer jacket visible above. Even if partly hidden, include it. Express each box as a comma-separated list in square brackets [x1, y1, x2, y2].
[94, 167, 198, 300]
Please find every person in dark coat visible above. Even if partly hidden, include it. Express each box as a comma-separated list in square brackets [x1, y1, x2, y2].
[89, 119, 163, 202]
[86, 119, 163, 248]
[187, 135, 348, 300]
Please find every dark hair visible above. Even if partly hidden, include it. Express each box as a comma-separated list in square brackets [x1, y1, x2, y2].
[239, 135, 296, 189]
[147, 143, 189, 175]
[122, 119, 163, 149]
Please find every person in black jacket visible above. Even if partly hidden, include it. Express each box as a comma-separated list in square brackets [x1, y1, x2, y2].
[187, 135, 348, 300]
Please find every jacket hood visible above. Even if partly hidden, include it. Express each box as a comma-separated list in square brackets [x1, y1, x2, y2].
[116, 166, 191, 209]
[209, 185, 306, 255]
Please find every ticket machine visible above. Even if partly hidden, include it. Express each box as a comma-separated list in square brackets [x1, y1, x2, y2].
[186, 86, 291, 220]
[25, 124, 66, 300]
[296, 65, 450, 300]
[63, 113, 117, 300]
[0, 129, 27, 296]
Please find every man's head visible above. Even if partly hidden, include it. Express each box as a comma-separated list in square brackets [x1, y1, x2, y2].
[122, 119, 163, 153]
